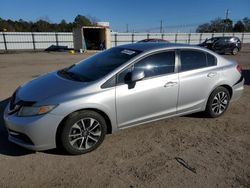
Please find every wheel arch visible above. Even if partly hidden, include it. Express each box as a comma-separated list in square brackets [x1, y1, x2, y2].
[205, 84, 233, 108]
[55, 108, 113, 148]
[219, 84, 233, 98]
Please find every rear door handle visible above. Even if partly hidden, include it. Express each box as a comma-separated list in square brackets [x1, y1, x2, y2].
[164, 81, 178, 88]
[207, 72, 217, 78]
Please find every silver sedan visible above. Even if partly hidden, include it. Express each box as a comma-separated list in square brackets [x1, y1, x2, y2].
[4, 43, 244, 155]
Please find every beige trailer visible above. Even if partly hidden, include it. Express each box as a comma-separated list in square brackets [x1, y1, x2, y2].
[73, 26, 111, 51]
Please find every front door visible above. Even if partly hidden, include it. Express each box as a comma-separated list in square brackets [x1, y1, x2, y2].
[115, 51, 179, 128]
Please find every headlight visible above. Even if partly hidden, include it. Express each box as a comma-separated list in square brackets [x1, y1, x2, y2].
[17, 105, 56, 117]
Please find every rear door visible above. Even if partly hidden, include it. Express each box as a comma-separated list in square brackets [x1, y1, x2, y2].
[177, 49, 219, 114]
[115, 51, 179, 128]
[214, 38, 228, 53]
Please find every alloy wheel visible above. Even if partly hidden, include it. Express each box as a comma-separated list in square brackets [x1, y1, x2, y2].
[69, 118, 102, 150]
[232, 48, 239, 55]
[211, 91, 228, 115]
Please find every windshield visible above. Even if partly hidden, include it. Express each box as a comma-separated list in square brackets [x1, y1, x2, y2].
[59, 47, 141, 82]
[206, 38, 219, 44]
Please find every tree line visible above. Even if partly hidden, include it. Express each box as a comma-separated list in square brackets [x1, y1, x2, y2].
[1, 15, 250, 33]
[196, 17, 250, 33]
[0, 15, 95, 32]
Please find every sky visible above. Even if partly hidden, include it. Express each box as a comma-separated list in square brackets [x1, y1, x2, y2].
[0, 0, 250, 32]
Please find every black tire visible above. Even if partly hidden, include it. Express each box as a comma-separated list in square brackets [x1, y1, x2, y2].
[231, 47, 239, 55]
[205, 87, 230, 118]
[59, 110, 107, 155]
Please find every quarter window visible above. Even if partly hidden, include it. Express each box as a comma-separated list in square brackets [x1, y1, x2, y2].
[207, 53, 217, 66]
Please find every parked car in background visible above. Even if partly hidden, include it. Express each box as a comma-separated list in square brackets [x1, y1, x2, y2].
[4, 43, 244, 155]
[199, 36, 242, 55]
[137, 38, 169, 43]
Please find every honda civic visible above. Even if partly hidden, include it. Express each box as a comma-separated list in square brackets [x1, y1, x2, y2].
[4, 43, 244, 155]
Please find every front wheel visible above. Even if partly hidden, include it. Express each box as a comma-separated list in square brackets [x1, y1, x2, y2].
[59, 110, 107, 155]
[205, 87, 230, 118]
[231, 47, 239, 55]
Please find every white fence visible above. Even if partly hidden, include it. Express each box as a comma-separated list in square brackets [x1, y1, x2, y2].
[111, 32, 250, 47]
[0, 32, 73, 50]
[1, 32, 250, 51]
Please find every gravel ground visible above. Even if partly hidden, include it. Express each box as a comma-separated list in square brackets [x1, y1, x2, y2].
[0, 46, 249, 188]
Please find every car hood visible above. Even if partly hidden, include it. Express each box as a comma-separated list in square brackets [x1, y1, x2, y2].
[198, 42, 206, 46]
[16, 71, 90, 102]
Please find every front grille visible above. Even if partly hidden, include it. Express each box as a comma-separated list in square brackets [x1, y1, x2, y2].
[8, 129, 34, 145]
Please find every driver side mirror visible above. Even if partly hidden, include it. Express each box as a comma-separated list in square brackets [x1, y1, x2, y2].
[125, 69, 145, 84]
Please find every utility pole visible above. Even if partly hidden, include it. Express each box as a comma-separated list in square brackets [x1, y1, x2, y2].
[223, 9, 230, 33]
[225, 9, 230, 19]
[126, 24, 129, 33]
[160, 20, 163, 33]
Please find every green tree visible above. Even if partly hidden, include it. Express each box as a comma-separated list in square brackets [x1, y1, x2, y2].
[196, 18, 233, 33]
[223, 18, 233, 32]
[196, 23, 211, 32]
[32, 20, 52, 32]
[210, 18, 225, 32]
[243, 17, 250, 32]
[73, 15, 92, 28]
[0, 15, 94, 32]
[233, 21, 245, 32]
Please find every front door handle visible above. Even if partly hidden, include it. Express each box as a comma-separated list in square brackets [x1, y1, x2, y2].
[207, 72, 217, 78]
[164, 81, 178, 88]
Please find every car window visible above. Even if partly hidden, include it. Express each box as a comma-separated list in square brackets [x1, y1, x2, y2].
[216, 38, 226, 45]
[180, 50, 207, 71]
[117, 67, 133, 84]
[206, 38, 218, 44]
[117, 51, 175, 84]
[207, 53, 217, 66]
[65, 47, 141, 82]
[206, 38, 214, 43]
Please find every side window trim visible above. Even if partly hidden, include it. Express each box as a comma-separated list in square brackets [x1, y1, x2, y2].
[116, 50, 177, 86]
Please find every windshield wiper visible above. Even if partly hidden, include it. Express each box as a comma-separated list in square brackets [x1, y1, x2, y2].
[59, 69, 90, 82]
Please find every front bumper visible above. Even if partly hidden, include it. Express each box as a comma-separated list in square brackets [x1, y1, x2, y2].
[3, 104, 65, 151]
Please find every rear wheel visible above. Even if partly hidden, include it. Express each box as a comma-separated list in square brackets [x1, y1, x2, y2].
[59, 110, 107, 155]
[205, 87, 230, 118]
[231, 47, 239, 55]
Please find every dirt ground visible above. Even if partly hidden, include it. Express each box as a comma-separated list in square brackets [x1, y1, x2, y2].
[0, 46, 249, 188]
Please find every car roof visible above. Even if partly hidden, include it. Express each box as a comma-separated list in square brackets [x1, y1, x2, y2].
[118, 42, 193, 52]
[140, 38, 167, 41]
[211, 36, 238, 39]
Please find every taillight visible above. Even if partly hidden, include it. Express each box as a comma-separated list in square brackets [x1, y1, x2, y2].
[236, 64, 242, 74]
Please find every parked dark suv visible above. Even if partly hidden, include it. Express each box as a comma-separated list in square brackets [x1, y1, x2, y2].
[199, 37, 241, 55]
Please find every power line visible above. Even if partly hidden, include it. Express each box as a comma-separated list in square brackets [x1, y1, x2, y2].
[132, 17, 243, 33]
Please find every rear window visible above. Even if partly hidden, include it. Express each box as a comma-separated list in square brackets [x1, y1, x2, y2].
[180, 50, 217, 71]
